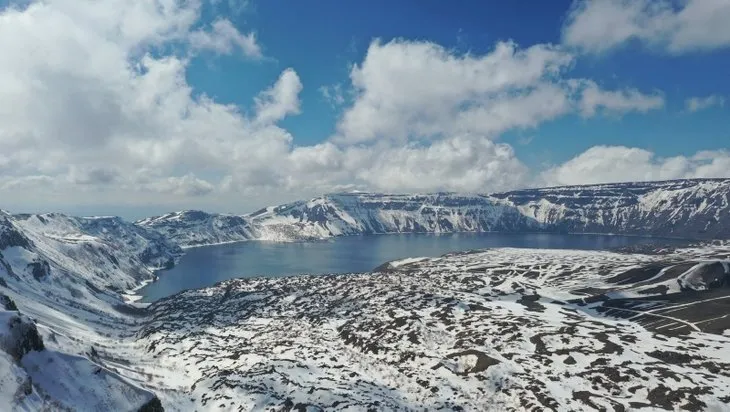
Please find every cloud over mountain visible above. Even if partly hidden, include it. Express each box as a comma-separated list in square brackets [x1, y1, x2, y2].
[0, 0, 727, 215]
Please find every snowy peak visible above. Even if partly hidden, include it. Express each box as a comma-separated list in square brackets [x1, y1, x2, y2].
[136, 209, 215, 225]
[138, 179, 730, 247]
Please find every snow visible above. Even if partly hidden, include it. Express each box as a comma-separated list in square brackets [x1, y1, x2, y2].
[138, 179, 730, 248]
[21, 351, 156, 411]
[2, 179, 730, 410]
[388, 257, 431, 268]
[0, 350, 44, 410]
[133, 243, 730, 410]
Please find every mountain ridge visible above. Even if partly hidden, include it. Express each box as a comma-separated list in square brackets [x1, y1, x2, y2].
[138, 178, 730, 247]
[2, 178, 730, 410]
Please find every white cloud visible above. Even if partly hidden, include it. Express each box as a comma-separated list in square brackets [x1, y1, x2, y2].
[279, 137, 531, 194]
[563, 0, 730, 54]
[0, 1, 680, 215]
[0, 0, 297, 211]
[685, 95, 726, 112]
[144, 173, 215, 197]
[254, 68, 303, 124]
[354, 137, 529, 193]
[542, 146, 730, 186]
[189, 18, 261, 58]
[319, 84, 345, 107]
[335, 39, 663, 145]
[336, 39, 575, 144]
[577, 80, 664, 117]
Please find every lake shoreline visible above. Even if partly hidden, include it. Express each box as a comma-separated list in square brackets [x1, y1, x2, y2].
[138, 232, 694, 303]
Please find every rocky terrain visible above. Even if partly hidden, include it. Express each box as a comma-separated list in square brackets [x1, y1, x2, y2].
[137, 210, 259, 248]
[1, 179, 730, 410]
[135, 245, 730, 411]
[138, 178, 730, 247]
[0, 210, 179, 410]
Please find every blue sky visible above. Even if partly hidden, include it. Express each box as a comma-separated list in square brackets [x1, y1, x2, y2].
[1, 0, 729, 218]
[194, 0, 729, 165]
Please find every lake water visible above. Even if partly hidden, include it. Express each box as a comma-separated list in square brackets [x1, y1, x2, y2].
[139, 233, 689, 302]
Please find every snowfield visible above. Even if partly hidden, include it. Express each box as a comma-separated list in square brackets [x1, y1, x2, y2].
[1, 179, 730, 411]
[138, 246, 730, 411]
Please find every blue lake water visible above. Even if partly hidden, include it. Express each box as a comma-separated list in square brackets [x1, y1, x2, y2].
[139, 233, 689, 302]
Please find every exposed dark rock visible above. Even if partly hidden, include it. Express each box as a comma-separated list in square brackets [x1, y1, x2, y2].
[0, 217, 31, 249]
[1, 313, 45, 361]
[444, 349, 500, 375]
[646, 385, 709, 412]
[138, 396, 164, 412]
[646, 350, 702, 365]
[27, 260, 51, 281]
[0, 293, 18, 311]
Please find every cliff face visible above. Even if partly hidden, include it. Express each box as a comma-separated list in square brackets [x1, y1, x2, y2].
[493, 179, 730, 239]
[139, 179, 730, 246]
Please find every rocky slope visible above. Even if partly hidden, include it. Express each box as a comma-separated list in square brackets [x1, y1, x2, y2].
[493, 178, 730, 239]
[0, 210, 181, 410]
[139, 244, 730, 411]
[2, 205, 730, 410]
[0, 294, 162, 411]
[136, 210, 259, 248]
[138, 179, 730, 247]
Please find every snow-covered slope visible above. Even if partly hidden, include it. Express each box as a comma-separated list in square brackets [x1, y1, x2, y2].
[1, 211, 183, 301]
[3, 204, 730, 410]
[0, 211, 180, 410]
[139, 178, 730, 247]
[139, 244, 730, 411]
[137, 210, 259, 248]
[0, 294, 161, 411]
[249, 193, 537, 241]
[493, 178, 730, 239]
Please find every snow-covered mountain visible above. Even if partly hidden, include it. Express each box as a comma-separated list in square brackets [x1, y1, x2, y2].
[136, 210, 259, 248]
[139, 178, 730, 247]
[0, 211, 180, 410]
[493, 178, 730, 239]
[2, 205, 730, 410]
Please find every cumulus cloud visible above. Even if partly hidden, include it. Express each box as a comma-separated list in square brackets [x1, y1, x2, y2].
[0, 0, 681, 214]
[577, 80, 664, 117]
[334, 39, 663, 145]
[563, 0, 730, 54]
[189, 19, 261, 57]
[144, 174, 216, 197]
[542, 146, 730, 186]
[335, 40, 575, 144]
[0, 0, 295, 210]
[354, 138, 529, 193]
[276, 137, 531, 194]
[254, 69, 303, 124]
[685, 95, 726, 112]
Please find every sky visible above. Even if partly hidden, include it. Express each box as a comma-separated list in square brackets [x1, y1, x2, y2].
[1, 0, 729, 219]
